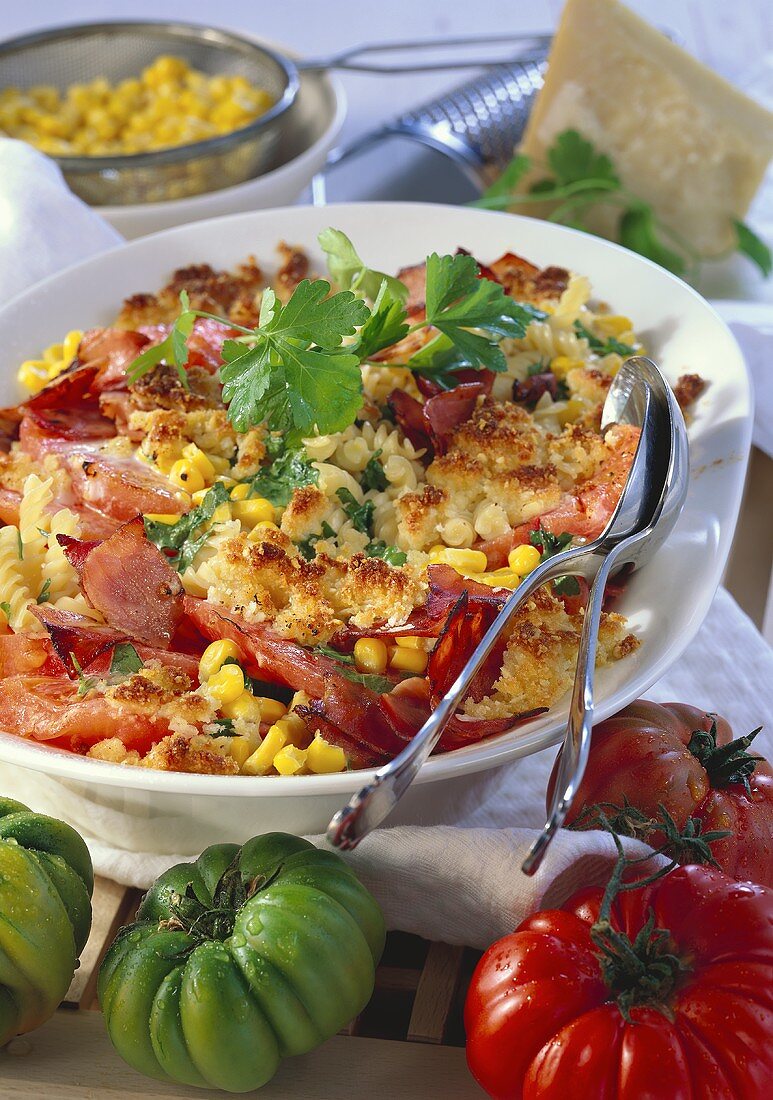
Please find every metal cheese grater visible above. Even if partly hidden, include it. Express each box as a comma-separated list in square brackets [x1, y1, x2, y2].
[313, 46, 550, 204]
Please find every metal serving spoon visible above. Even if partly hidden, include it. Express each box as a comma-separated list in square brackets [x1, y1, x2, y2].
[327, 359, 683, 851]
[521, 358, 689, 873]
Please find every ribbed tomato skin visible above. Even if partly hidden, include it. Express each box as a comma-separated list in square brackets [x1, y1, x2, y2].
[551, 701, 773, 886]
[465, 867, 773, 1100]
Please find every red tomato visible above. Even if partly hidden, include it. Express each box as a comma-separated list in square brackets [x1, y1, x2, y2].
[465, 865, 773, 1099]
[0, 675, 166, 754]
[551, 701, 773, 886]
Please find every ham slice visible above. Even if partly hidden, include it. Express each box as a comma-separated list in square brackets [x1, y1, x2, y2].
[68, 452, 186, 521]
[29, 605, 199, 680]
[183, 596, 342, 694]
[19, 407, 117, 458]
[60, 517, 183, 648]
[388, 382, 487, 459]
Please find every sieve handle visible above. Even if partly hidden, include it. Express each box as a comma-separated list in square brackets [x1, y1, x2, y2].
[299, 33, 551, 74]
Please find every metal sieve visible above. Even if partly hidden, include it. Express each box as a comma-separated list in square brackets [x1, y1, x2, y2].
[0, 20, 298, 206]
[313, 48, 550, 203]
[0, 22, 550, 207]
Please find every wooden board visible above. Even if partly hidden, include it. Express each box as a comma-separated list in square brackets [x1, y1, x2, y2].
[2, 876, 486, 1097]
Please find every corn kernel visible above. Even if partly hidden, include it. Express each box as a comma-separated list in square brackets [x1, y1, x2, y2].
[144, 512, 181, 524]
[207, 663, 245, 705]
[208, 455, 232, 475]
[353, 638, 388, 675]
[232, 498, 274, 527]
[594, 315, 633, 338]
[255, 697, 288, 724]
[429, 548, 488, 574]
[230, 483, 250, 500]
[550, 356, 584, 380]
[389, 647, 428, 674]
[395, 636, 426, 650]
[169, 459, 205, 494]
[508, 544, 541, 576]
[242, 725, 287, 775]
[211, 502, 232, 524]
[182, 443, 216, 483]
[199, 639, 241, 680]
[221, 692, 263, 723]
[247, 521, 279, 541]
[307, 734, 347, 774]
[274, 714, 308, 748]
[273, 745, 308, 776]
[477, 568, 521, 589]
[229, 736, 255, 769]
[190, 489, 208, 505]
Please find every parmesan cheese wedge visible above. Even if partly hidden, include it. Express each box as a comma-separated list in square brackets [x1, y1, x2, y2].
[519, 0, 773, 256]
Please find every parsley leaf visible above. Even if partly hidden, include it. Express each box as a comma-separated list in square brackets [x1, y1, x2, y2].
[336, 488, 374, 535]
[547, 130, 619, 187]
[36, 578, 52, 604]
[734, 220, 772, 277]
[365, 539, 407, 567]
[355, 280, 410, 359]
[312, 645, 395, 694]
[0, 601, 11, 621]
[110, 643, 144, 676]
[16, 530, 23, 560]
[418, 252, 545, 373]
[318, 228, 409, 303]
[574, 322, 636, 358]
[361, 449, 387, 492]
[619, 206, 686, 276]
[529, 529, 580, 597]
[144, 482, 229, 572]
[249, 435, 319, 508]
[127, 289, 195, 388]
[219, 281, 368, 444]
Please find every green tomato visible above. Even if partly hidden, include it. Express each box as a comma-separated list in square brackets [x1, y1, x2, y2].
[0, 796, 93, 1044]
[99, 833, 385, 1092]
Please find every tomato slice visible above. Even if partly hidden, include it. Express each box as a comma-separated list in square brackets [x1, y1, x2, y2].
[0, 675, 166, 754]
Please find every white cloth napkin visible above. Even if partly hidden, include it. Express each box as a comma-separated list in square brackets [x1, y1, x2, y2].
[77, 589, 772, 948]
[0, 139, 121, 301]
[1, 139, 771, 950]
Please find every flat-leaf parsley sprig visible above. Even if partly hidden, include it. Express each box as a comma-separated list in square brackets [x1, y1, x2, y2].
[127, 229, 544, 442]
[474, 129, 772, 279]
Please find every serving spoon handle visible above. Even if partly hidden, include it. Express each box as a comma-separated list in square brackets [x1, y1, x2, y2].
[520, 546, 620, 875]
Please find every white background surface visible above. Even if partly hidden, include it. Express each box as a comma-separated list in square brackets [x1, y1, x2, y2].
[5, 1, 773, 306]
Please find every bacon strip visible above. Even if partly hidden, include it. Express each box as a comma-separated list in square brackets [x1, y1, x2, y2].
[388, 382, 487, 459]
[19, 407, 117, 458]
[183, 597, 341, 694]
[68, 453, 186, 522]
[61, 518, 183, 648]
[28, 605, 122, 676]
[416, 368, 494, 400]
